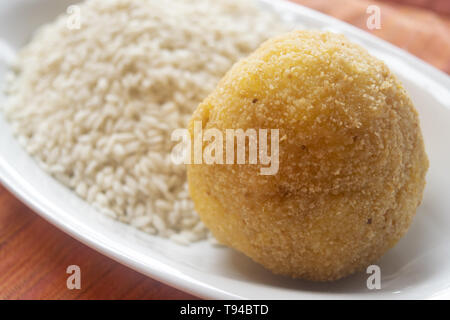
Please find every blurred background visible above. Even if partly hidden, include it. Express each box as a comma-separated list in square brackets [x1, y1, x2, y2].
[0, 0, 449, 300]
[294, 0, 450, 73]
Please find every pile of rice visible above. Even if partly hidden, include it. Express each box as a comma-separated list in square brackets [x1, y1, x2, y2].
[2, 0, 286, 244]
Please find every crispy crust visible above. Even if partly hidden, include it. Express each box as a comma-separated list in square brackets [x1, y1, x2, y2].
[187, 31, 429, 281]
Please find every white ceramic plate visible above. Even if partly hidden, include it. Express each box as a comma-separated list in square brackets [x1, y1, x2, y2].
[1, 0, 450, 300]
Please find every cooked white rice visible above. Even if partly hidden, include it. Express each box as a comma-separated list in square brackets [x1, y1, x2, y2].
[2, 0, 286, 244]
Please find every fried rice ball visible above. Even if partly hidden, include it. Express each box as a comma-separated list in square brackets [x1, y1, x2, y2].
[187, 30, 428, 281]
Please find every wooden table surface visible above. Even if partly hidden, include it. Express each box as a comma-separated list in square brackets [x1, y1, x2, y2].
[1, 0, 449, 300]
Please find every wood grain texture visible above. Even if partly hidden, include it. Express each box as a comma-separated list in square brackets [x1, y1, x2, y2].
[0, 0, 449, 300]
[0, 185, 197, 300]
[293, 0, 450, 73]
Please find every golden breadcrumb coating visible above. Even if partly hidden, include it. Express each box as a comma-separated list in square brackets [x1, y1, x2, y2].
[187, 30, 429, 281]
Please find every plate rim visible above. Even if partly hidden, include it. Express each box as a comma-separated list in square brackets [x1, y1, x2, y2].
[1, 0, 450, 300]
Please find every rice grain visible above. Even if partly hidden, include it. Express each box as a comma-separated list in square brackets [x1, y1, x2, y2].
[2, 0, 286, 243]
